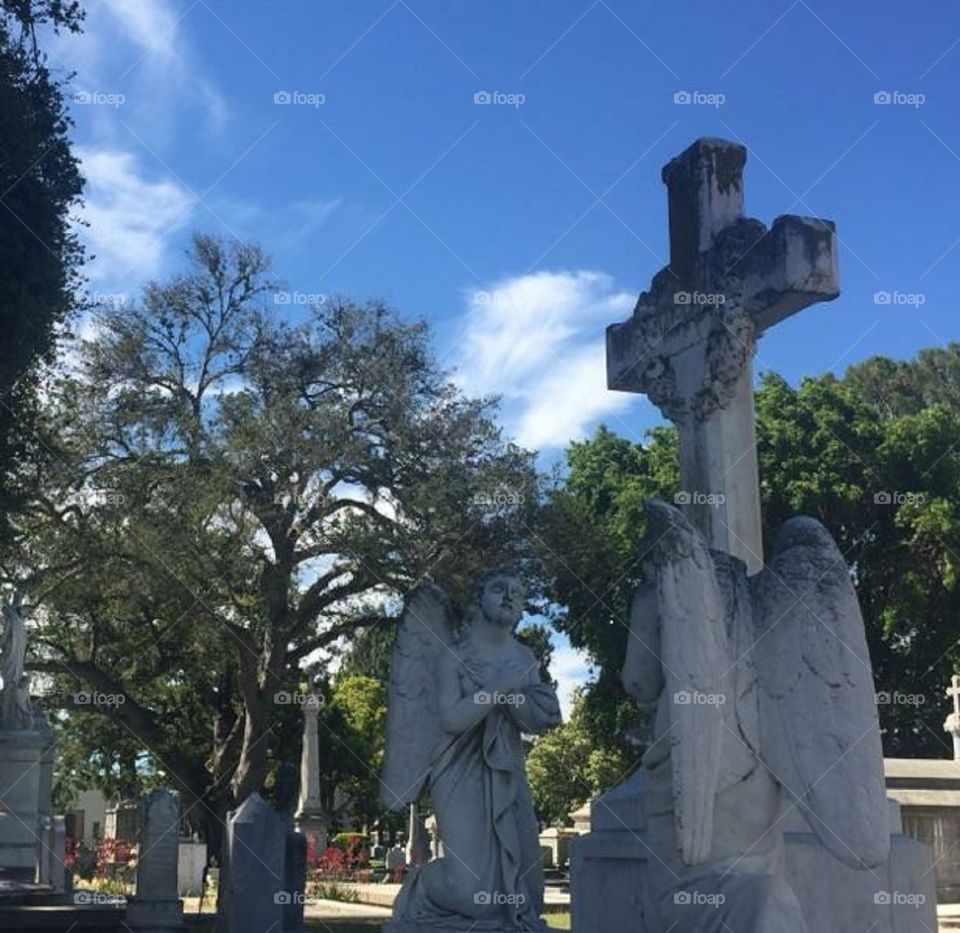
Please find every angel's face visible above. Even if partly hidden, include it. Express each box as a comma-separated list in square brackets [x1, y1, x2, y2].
[480, 574, 525, 629]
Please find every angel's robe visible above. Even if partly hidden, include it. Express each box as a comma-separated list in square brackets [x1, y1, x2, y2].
[388, 633, 560, 932]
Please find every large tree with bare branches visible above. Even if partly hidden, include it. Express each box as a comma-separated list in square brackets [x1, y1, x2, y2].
[15, 235, 538, 853]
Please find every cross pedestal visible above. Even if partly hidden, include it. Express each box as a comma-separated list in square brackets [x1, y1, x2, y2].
[607, 138, 839, 572]
[944, 675, 960, 760]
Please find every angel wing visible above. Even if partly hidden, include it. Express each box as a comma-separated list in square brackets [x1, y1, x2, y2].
[646, 500, 727, 866]
[379, 583, 456, 812]
[751, 517, 890, 869]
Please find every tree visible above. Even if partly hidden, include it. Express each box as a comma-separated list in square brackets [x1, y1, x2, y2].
[17, 235, 540, 854]
[526, 688, 632, 827]
[0, 0, 85, 534]
[541, 351, 960, 763]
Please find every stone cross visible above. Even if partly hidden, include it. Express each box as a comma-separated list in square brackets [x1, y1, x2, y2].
[944, 675, 960, 760]
[607, 138, 839, 572]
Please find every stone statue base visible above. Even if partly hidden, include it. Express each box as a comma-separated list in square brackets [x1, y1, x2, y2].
[571, 781, 938, 933]
[0, 730, 46, 882]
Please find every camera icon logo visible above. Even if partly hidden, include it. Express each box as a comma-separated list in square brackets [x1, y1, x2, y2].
[674, 691, 692, 705]
[673, 91, 692, 104]
[274, 91, 292, 104]
[674, 491, 691, 505]
[674, 891, 692, 904]
[274, 692, 292, 705]
[474, 91, 492, 104]
[474, 891, 492, 905]
[874, 891, 892, 905]
[474, 691, 492, 706]
[874, 91, 892, 104]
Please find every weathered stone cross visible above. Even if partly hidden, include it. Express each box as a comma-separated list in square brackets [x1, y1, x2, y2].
[607, 138, 839, 573]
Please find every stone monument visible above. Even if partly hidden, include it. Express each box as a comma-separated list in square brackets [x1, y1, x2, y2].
[0, 597, 57, 884]
[125, 789, 184, 933]
[570, 137, 939, 932]
[380, 570, 562, 932]
[294, 689, 327, 857]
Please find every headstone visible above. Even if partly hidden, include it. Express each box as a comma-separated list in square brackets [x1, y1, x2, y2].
[125, 788, 184, 933]
[220, 793, 285, 933]
[294, 693, 327, 857]
[276, 761, 307, 933]
[176, 839, 207, 897]
[384, 843, 406, 876]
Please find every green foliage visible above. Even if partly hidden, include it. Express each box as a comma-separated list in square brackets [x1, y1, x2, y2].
[526, 688, 634, 827]
[0, 0, 84, 536]
[542, 349, 960, 761]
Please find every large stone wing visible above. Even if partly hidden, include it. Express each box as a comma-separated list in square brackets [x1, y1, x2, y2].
[751, 517, 889, 869]
[379, 584, 456, 812]
[647, 500, 726, 866]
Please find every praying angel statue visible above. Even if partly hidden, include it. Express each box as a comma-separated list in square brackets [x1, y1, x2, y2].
[381, 568, 562, 933]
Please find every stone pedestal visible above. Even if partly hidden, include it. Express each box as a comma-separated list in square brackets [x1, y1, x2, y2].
[571, 778, 939, 933]
[0, 730, 45, 882]
[294, 695, 327, 858]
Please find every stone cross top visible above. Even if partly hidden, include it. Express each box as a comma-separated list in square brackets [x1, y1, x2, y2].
[607, 138, 839, 572]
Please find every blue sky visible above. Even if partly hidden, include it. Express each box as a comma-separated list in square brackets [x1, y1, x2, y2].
[50, 0, 960, 709]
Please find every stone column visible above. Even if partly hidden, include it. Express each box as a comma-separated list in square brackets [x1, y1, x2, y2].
[125, 788, 184, 933]
[294, 694, 326, 857]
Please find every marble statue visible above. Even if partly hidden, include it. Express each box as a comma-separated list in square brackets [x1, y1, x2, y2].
[622, 500, 889, 931]
[381, 569, 562, 933]
[0, 595, 33, 731]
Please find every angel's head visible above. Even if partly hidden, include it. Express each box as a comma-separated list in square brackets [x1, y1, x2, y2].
[469, 567, 525, 631]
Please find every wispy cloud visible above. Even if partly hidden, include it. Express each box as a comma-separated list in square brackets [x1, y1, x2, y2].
[77, 147, 195, 287]
[453, 270, 641, 450]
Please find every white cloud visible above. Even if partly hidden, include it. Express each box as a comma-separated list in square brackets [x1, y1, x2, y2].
[453, 271, 641, 450]
[77, 147, 195, 286]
